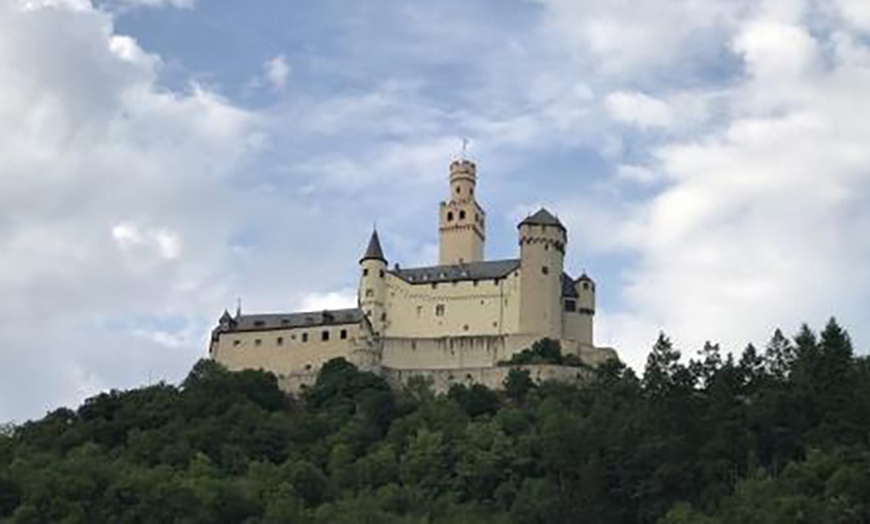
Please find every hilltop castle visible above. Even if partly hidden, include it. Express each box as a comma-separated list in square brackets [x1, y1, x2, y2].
[210, 159, 618, 391]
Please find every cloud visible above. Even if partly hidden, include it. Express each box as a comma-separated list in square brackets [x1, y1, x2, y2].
[100, 0, 195, 10]
[0, 0, 253, 421]
[605, 91, 673, 129]
[264, 55, 290, 91]
[606, 0, 870, 367]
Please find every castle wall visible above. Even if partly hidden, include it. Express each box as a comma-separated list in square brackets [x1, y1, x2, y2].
[212, 323, 362, 376]
[382, 364, 594, 393]
[381, 333, 554, 370]
[562, 310, 593, 346]
[383, 271, 521, 338]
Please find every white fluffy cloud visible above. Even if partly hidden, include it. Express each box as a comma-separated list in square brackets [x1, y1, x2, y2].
[606, 0, 870, 366]
[605, 91, 673, 129]
[0, 0, 252, 421]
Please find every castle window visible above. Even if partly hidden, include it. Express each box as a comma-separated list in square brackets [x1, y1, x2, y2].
[302, 333, 308, 343]
[447, 211, 454, 222]
[542, 266, 550, 275]
[473, 280, 479, 286]
[363, 268, 369, 276]
[456, 187, 461, 194]
[381, 313, 387, 321]
[416, 306, 423, 317]
[582, 282, 590, 290]
[321, 330, 330, 341]
[463, 324, 469, 331]
[340, 329, 348, 340]
[564, 300, 576, 312]
[366, 288, 374, 298]
[232, 339, 241, 346]
[432, 283, 438, 289]
[277, 337, 284, 346]
[379, 269, 385, 278]
[254, 339, 262, 346]
[254, 320, 265, 327]
[459, 210, 466, 220]
[435, 304, 445, 317]
[291, 334, 296, 340]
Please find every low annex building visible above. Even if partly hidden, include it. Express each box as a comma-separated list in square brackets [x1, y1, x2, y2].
[209, 159, 618, 391]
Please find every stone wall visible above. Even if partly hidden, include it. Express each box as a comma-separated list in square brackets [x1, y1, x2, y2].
[382, 364, 594, 393]
[383, 271, 521, 339]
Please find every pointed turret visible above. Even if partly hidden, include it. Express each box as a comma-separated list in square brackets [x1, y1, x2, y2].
[359, 229, 388, 336]
[360, 229, 386, 264]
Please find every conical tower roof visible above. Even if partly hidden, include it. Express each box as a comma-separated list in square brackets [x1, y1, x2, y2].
[360, 229, 386, 263]
[519, 207, 565, 230]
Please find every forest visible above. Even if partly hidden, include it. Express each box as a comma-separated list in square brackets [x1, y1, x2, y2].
[1, 318, 869, 523]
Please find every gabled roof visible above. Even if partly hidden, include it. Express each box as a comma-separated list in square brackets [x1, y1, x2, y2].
[218, 308, 364, 333]
[519, 208, 565, 230]
[360, 230, 386, 263]
[391, 259, 520, 284]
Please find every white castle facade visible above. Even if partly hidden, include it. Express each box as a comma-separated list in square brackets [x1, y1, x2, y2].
[209, 159, 618, 391]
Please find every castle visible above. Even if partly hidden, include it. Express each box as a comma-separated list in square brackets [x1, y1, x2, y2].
[209, 159, 618, 391]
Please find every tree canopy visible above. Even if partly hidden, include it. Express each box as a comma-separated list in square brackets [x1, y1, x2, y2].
[1, 318, 869, 523]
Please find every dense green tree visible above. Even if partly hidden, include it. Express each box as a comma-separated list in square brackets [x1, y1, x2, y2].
[1, 320, 869, 523]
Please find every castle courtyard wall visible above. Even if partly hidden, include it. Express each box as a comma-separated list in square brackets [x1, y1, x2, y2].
[383, 271, 521, 338]
[211, 324, 362, 376]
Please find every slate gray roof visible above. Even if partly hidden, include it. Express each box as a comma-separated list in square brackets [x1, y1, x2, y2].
[218, 308, 363, 333]
[562, 273, 578, 298]
[391, 259, 520, 284]
[519, 208, 565, 230]
[360, 230, 386, 263]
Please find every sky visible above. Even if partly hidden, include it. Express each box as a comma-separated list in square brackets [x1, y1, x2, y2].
[2, 0, 870, 422]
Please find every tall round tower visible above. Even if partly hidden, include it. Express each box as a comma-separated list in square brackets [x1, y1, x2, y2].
[574, 273, 595, 346]
[359, 229, 388, 336]
[518, 208, 566, 340]
[439, 159, 486, 265]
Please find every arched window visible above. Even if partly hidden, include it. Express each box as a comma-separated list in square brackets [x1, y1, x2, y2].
[447, 211, 454, 222]
[459, 210, 466, 220]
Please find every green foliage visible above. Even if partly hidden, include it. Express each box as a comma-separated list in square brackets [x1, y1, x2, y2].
[2, 319, 870, 523]
[499, 338, 589, 367]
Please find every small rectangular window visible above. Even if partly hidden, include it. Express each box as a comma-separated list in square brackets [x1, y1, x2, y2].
[366, 288, 374, 298]
[564, 300, 576, 312]
[363, 268, 369, 276]
[435, 304, 445, 317]
[340, 329, 348, 340]
[302, 333, 308, 343]
[277, 337, 284, 345]
[416, 306, 423, 317]
[232, 339, 241, 346]
[379, 269, 385, 278]
[254, 339, 262, 346]
[542, 266, 550, 275]
[322, 330, 330, 341]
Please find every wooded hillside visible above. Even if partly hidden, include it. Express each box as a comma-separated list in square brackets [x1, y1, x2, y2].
[1, 319, 869, 523]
